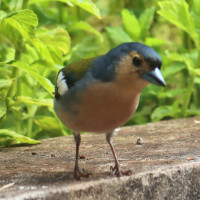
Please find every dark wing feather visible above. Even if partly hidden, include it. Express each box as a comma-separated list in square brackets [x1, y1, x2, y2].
[62, 57, 96, 88]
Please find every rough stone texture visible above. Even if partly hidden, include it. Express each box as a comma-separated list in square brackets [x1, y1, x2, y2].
[0, 117, 200, 200]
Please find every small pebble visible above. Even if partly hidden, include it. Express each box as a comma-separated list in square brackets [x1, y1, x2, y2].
[30, 186, 37, 190]
[136, 137, 143, 145]
[42, 185, 48, 189]
[186, 157, 194, 161]
[19, 186, 25, 190]
[79, 154, 86, 159]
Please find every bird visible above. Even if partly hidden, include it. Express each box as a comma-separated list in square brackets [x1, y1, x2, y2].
[54, 42, 166, 180]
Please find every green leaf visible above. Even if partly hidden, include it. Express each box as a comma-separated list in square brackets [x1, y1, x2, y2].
[191, 0, 200, 34]
[151, 98, 182, 121]
[0, 46, 15, 62]
[0, 9, 38, 41]
[69, 21, 103, 41]
[194, 77, 200, 84]
[29, 0, 72, 4]
[164, 62, 186, 76]
[159, 88, 185, 99]
[0, 79, 12, 90]
[105, 26, 132, 44]
[0, 99, 6, 118]
[165, 51, 184, 62]
[70, 0, 101, 19]
[151, 105, 175, 121]
[9, 61, 54, 95]
[186, 108, 200, 116]
[29, 0, 101, 19]
[30, 59, 58, 72]
[34, 116, 64, 134]
[17, 96, 53, 107]
[139, 7, 155, 39]
[37, 27, 70, 54]
[145, 37, 166, 47]
[158, 0, 198, 45]
[0, 10, 7, 19]
[191, 68, 200, 76]
[33, 27, 70, 64]
[21, 43, 40, 65]
[0, 129, 41, 147]
[121, 9, 140, 40]
[183, 51, 200, 75]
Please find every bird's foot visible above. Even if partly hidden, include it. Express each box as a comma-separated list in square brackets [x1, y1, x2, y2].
[110, 164, 131, 176]
[74, 165, 91, 180]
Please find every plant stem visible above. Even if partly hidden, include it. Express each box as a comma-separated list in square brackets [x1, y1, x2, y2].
[76, 7, 81, 20]
[14, 44, 23, 134]
[6, 0, 28, 135]
[14, 0, 18, 11]
[22, 0, 29, 9]
[6, 41, 23, 98]
[58, 2, 63, 23]
[181, 74, 195, 117]
[27, 106, 37, 138]
[22, 0, 34, 137]
[26, 82, 40, 137]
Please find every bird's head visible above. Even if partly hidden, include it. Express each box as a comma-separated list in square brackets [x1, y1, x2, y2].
[99, 42, 166, 90]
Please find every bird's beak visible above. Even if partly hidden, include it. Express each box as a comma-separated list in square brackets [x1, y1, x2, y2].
[142, 67, 166, 87]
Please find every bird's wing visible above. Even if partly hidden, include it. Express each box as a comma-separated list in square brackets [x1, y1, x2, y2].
[62, 57, 96, 88]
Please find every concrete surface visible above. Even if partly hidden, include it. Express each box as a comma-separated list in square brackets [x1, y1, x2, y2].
[0, 117, 200, 200]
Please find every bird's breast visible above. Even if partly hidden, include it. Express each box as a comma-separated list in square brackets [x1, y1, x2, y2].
[54, 80, 141, 133]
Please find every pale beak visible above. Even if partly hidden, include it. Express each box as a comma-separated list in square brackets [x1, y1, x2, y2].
[142, 67, 166, 87]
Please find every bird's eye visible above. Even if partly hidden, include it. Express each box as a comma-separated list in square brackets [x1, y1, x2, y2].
[133, 57, 142, 67]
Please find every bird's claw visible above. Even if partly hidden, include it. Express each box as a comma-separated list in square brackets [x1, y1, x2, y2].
[74, 165, 91, 180]
[110, 164, 131, 176]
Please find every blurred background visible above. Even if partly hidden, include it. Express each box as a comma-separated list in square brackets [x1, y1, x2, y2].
[0, 0, 200, 146]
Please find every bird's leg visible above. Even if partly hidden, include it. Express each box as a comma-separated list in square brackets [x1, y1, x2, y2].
[106, 132, 131, 176]
[73, 132, 90, 180]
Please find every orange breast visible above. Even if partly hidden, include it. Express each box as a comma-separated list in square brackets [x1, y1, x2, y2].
[65, 81, 141, 133]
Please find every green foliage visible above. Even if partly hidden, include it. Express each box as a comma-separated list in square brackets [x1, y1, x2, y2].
[105, 26, 132, 43]
[159, 0, 199, 47]
[106, 7, 156, 45]
[0, 0, 100, 146]
[0, 129, 41, 147]
[121, 7, 155, 41]
[0, 0, 200, 147]
[155, 0, 200, 120]
[0, 99, 7, 118]
[29, 0, 101, 19]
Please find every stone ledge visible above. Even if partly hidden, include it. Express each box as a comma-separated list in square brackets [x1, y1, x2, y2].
[0, 117, 200, 200]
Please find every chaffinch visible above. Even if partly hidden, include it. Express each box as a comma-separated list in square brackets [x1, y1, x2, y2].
[54, 42, 166, 179]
